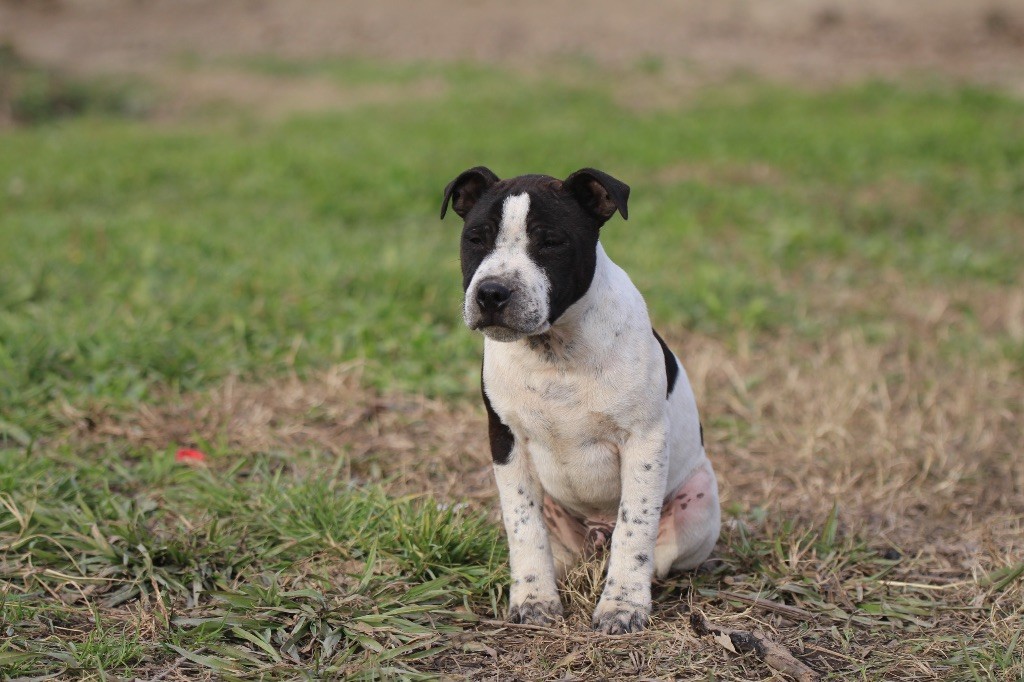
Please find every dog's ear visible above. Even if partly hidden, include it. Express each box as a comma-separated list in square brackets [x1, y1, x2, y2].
[563, 168, 629, 223]
[441, 166, 500, 220]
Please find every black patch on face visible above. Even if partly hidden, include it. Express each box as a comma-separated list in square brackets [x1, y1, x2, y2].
[481, 356, 514, 465]
[450, 169, 626, 329]
[457, 174, 609, 325]
[652, 328, 678, 398]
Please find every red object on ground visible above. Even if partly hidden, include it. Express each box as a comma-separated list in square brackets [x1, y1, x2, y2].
[175, 448, 207, 463]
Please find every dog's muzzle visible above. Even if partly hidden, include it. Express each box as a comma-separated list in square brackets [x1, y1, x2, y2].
[466, 279, 549, 341]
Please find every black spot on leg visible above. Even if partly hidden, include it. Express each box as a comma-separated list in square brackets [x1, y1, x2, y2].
[626, 531, 633, 537]
[635, 553, 649, 565]
[517, 487, 524, 495]
[525, 575, 536, 583]
[643, 463, 652, 471]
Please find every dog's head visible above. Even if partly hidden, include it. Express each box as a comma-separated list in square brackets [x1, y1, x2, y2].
[440, 167, 629, 342]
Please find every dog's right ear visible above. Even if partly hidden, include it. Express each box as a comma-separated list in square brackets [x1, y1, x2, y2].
[441, 166, 500, 220]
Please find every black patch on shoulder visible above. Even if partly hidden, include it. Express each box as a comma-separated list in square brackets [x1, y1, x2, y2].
[652, 328, 678, 398]
[481, 358, 514, 465]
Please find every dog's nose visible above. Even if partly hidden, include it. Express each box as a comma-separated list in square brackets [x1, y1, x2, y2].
[477, 281, 512, 312]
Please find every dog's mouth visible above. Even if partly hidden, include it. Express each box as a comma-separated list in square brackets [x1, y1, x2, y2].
[471, 316, 551, 342]
[479, 324, 550, 343]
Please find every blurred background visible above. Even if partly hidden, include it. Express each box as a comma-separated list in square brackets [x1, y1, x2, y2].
[1, 1, 1022, 679]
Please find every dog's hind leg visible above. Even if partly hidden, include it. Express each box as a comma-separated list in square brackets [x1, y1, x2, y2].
[653, 458, 721, 578]
[541, 496, 588, 579]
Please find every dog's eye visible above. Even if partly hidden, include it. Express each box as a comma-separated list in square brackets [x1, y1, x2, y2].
[465, 232, 485, 246]
[541, 236, 567, 249]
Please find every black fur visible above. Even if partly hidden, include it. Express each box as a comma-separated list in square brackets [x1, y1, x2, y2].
[481, 359, 514, 465]
[440, 166, 500, 220]
[652, 328, 678, 398]
[446, 169, 630, 324]
[563, 168, 630, 222]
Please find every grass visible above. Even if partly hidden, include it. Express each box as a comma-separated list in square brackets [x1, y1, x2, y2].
[0, 446, 504, 678]
[0, 44, 152, 125]
[2, 64, 1022, 437]
[0, 57, 1021, 679]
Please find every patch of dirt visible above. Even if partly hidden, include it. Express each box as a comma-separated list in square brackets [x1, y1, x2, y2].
[70, 286, 1023, 559]
[64, 362, 495, 505]
[3, 0, 1024, 109]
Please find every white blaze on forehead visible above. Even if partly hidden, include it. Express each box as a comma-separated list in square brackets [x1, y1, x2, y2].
[498, 193, 531, 246]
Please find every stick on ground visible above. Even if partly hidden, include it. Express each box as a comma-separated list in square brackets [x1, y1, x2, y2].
[690, 611, 820, 682]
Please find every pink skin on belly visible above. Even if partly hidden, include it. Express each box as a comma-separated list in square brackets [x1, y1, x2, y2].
[541, 465, 716, 573]
[656, 465, 714, 544]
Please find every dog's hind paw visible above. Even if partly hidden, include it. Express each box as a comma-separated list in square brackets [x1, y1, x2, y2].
[508, 599, 564, 626]
[591, 602, 649, 634]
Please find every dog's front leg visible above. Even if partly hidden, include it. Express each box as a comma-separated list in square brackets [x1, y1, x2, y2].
[493, 446, 564, 625]
[592, 424, 668, 634]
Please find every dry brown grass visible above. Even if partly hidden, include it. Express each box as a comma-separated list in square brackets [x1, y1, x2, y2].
[68, 280, 1023, 678]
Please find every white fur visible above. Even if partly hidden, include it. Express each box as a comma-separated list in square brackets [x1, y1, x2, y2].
[463, 193, 552, 339]
[484, 245, 716, 630]
[492, 443, 563, 622]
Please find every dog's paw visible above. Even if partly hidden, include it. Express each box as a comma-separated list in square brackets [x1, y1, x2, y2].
[508, 598, 564, 626]
[591, 601, 649, 635]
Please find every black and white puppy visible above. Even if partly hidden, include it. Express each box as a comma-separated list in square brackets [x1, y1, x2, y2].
[441, 167, 721, 634]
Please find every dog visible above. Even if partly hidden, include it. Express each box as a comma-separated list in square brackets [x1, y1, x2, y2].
[440, 167, 721, 634]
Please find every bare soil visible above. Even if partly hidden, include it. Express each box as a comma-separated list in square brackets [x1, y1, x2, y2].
[3, 0, 1024, 95]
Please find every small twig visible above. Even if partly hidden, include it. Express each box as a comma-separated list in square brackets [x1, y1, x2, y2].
[877, 580, 970, 591]
[690, 611, 820, 682]
[479, 618, 563, 634]
[708, 589, 816, 622]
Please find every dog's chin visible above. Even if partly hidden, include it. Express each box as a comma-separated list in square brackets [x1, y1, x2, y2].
[480, 326, 530, 342]
[478, 321, 551, 343]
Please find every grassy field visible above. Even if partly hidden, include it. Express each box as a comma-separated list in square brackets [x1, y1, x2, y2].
[1, 57, 1022, 680]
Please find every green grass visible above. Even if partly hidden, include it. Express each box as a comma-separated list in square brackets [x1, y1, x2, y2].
[2, 66, 1023, 439]
[3, 445, 1019, 679]
[0, 59, 1022, 679]
[0, 445, 505, 678]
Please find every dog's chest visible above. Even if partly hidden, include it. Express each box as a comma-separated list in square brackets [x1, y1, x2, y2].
[485, 346, 646, 517]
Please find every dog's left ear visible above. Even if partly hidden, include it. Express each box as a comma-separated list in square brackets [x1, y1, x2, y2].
[563, 168, 629, 223]
[441, 166, 500, 220]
